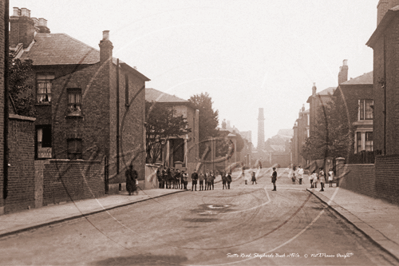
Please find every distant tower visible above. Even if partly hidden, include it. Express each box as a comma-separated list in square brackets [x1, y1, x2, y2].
[257, 108, 265, 150]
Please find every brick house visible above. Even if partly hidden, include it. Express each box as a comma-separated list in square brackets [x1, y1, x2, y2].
[291, 105, 309, 167]
[367, 0, 399, 155]
[145, 88, 199, 173]
[334, 70, 373, 155]
[9, 8, 149, 204]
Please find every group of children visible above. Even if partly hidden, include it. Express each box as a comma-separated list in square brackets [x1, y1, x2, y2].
[192, 170, 228, 191]
[157, 168, 232, 191]
[308, 168, 335, 192]
[290, 166, 305, 184]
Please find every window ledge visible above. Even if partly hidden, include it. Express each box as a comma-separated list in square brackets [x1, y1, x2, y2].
[66, 113, 84, 118]
[35, 102, 51, 106]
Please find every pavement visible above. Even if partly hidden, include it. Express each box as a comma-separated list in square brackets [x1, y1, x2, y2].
[0, 170, 398, 263]
[307, 186, 399, 262]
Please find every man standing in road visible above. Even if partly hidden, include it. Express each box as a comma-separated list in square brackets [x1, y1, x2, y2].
[271, 167, 277, 191]
[227, 172, 232, 189]
[191, 170, 198, 191]
[297, 166, 304, 185]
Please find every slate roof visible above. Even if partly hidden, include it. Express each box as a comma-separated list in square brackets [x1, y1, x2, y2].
[367, 5, 399, 47]
[145, 88, 188, 103]
[20, 33, 99, 65]
[17, 33, 150, 81]
[341, 71, 373, 85]
[317, 87, 335, 96]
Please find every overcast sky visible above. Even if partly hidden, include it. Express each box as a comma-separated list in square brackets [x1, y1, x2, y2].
[11, 0, 378, 146]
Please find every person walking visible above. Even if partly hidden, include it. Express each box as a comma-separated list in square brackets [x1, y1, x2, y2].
[291, 166, 296, 184]
[199, 172, 205, 191]
[162, 169, 167, 189]
[166, 168, 172, 189]
[328, 168, 334, 187]
[227, 172, 232, 189]
[210, 171, 215, 190]
[191, 170, 198, 191]
[271, 167, 277, 191]
[175, 169, 182, 189]
[319, 168, 325, 192]
[156, 168, 163, 189]
[251, 171, 257, 185]
[222, 172, 227, 189]
[297, 166, 304, 185]
[309, 171, 316, 188]
[182, 170, 188, 190]
[125, 164, 135, 195]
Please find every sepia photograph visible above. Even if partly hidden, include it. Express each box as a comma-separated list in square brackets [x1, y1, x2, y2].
[0, 0, 398, 265]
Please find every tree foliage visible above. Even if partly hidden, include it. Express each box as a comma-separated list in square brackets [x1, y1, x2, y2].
[145, 101, 191, 164]
[9, 58, 36, 116]
[300, 94, 353, 161]
[189, 92, 219, 155]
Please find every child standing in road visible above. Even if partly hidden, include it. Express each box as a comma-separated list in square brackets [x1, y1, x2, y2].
[328, 168, 334, 187]
[251, 171, 257, 185]
[319, 168, 325, 192]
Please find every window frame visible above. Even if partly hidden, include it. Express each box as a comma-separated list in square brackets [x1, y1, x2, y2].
[36, 73, 55, 104]
[358, 99, 374, 121]
[67, 88, 82, 116]
[67, 138, 83, 160]
[36, 125, 52, 159]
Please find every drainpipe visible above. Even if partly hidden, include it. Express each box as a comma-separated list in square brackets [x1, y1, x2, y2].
[383, 36, 387, 155]
[3, 0, 9, 199]
[116, 59, 120, 189]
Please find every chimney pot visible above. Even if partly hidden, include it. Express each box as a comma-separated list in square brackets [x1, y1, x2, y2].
[103, 30, 110, 40]
[38, 18, 47, 27]
[32, 17, 39, 27]
[21, 8, 30, 17]
[13, 7, 20, 16]
[343, 59, 348, 66]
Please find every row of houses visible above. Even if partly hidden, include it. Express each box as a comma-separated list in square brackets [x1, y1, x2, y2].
[291, 0, 399, 205]
[0, 6, 208, 214]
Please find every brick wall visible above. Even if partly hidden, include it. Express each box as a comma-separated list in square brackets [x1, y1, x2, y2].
[43, 160, 103, 205]
[5, 115, 35, 213]
[375, 155, 399, 205]
[338, 164, 376, 198]
[0, 0, 5, 211]
[372, 16, 399, 155]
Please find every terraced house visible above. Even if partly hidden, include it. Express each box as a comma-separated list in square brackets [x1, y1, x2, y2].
[9, 7, 149, 205]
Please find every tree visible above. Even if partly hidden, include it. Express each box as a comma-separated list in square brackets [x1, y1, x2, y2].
[300, 94, 353, 161]
[189, 92, 219, 156]
[9, 57, 36, 116]
[145, 101, 191, 164]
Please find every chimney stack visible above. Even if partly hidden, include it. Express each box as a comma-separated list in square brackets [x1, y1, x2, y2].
[377, 0, 399, 25]
[338, 59, 348, 85]
[312, 82, 317, 96]
[9, 7, 36, 48]
[99, 30, 113, 63]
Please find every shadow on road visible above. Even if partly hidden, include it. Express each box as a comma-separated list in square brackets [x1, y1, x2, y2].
[91, 254, 188, 266]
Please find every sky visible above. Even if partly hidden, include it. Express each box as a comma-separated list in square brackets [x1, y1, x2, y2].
[11, 0, 378, 146]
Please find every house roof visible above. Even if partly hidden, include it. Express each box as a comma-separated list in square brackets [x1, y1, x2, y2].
[17, 33, 150, 81]
[367, 5, 399, 47]
[145, 88, 189, 104]
[20, 33, 99, 65]
[341, 71, 373, 85]
[317, 87, 335, 96]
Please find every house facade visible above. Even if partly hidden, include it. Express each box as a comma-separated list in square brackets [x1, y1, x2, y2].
[367, 0, 399, 155]
[334, 71, 373, 155]
[145, 88, 199, 173]
[9, 7, 149, 203]
[291, 105, 309, 167]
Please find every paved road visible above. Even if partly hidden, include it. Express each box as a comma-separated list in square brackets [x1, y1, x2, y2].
[0, 169, 397, 265]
